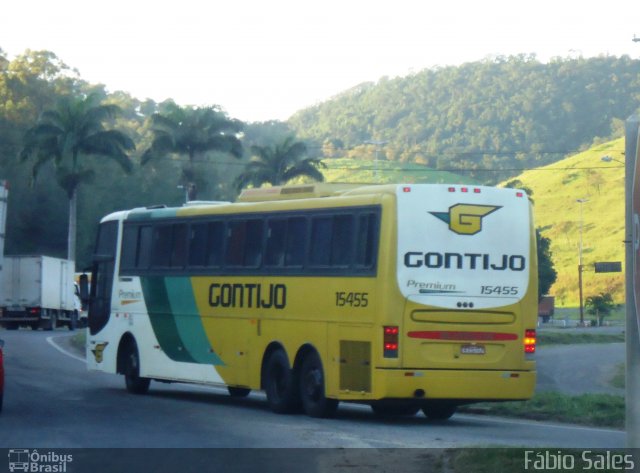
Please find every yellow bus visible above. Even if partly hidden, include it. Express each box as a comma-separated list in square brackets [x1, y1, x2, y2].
[85, 183, 537, 419]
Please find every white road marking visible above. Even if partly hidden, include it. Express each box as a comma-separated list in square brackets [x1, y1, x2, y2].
[47, 335, 86, 363]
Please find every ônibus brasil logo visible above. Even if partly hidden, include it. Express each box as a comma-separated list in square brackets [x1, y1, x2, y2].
[429, 204, 501, 235]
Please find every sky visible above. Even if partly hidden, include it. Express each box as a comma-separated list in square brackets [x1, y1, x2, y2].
[1, 0, 639, 123]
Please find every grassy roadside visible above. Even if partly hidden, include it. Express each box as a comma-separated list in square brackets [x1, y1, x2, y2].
[538, 331, 625, 345]
[459, 391, 624, 429]
[70, 330, 86, 352]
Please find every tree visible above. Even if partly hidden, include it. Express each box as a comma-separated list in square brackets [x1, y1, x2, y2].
[142, 103, 243, 201]
[234, 136, 326, 190]
[585, 292, 616, 326]
[537, 229, 557, 300]
[20, 92, 134, 262]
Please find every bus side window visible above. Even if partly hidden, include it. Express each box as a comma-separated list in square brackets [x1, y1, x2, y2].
[152, 225, 173, 268]
[355, 212, 378, 268]
[171, 224, 188, 269]
[137, 226, 153, 270]
[331, 214, 354, 267]
[309, 216, 332, 267]
[188, 223, 208, 267]
[244, 219, 264, 267]
[120, 225, 139, 272]
[206, 221, 225, 267]
[285, 217, 306, 267]
[266, 219, 286, 267]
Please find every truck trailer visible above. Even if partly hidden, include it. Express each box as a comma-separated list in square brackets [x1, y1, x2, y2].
[0, 255, 81, 330]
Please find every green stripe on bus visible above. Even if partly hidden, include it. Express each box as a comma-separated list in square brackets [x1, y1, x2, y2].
[141, 277, 195, 363]
[164, 277, 224, 366]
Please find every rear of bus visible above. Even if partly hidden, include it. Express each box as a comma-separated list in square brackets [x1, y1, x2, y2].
[385, 184, 537, 412]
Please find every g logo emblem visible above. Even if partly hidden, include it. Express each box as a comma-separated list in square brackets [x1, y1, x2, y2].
[91, 342, 109, 363]
[430, 204, 501, 235]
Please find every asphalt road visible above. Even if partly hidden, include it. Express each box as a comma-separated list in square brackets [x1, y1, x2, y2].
[535, 325, 625, 396]
[0, 329, 625, 453]
[536, 343, 624, 395]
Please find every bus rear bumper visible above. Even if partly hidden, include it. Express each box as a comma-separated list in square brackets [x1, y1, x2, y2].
[373, 368, 536, 401]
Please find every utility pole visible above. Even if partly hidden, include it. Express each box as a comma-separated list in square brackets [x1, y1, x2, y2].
[363, 140, 388, 182]
[576, 198, 588, 326]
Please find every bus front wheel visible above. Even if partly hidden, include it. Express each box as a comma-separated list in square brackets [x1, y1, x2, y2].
[124, 342, 150, 395]
[264, 350, 298, 413]
[299, 351, 338, 418]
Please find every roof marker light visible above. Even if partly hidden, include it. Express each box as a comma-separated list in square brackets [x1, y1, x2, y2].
[461, 187, 468, 193]
[403, 186, 412, 193]
[473, 188, 481, 193]
[448, 187, 456, 192]
[516, 192, 524, 197]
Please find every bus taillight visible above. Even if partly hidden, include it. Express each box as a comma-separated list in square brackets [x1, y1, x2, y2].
[524, 329, 536, 354]
[383, 326, 399, 358]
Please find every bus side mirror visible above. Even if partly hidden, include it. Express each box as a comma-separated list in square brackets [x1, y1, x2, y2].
[79, 273, 90, 308]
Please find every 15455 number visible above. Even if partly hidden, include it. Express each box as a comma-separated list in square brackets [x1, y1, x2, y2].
[480, 286, 518, 295]
[336, 292, 369, 307]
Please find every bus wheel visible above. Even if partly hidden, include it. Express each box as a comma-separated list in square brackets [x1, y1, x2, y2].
[124, 342, 150, 395]
[422, 402, 457, 420]
[299, 351, 338, 418]
[371, 403, 420, 417]
[228, 387, 251, 398]
[264, 350, 298, 413]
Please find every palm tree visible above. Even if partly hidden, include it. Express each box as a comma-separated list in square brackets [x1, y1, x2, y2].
[20, 93, 134, 262]
[585, 292, 616, 326]
[142, 103, 243, 201]
[234, 137, 326, 191]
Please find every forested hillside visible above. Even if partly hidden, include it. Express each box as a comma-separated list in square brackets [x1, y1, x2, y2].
[290, 55, 640, 183]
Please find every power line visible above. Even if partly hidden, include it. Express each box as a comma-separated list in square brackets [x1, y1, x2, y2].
[139, 155, 624, 174]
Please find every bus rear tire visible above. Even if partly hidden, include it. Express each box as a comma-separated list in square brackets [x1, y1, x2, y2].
[264, 350, 298, 414]
[422, 402, 457, 420]
[299, 351, 338, 418]
[124, 343, 150, 395]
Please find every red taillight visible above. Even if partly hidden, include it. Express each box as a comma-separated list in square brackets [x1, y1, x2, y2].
[524, 329, 536, 354]
[383, 326, 399, 358]
[29, 307, 40, 315]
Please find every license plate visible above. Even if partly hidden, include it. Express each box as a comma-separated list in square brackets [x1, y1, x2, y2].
[461, 344, 486, 355]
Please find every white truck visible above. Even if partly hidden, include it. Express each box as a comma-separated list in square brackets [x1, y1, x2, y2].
[0, 255, 82, 331]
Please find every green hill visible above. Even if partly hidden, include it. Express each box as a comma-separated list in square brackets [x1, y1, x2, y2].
[290, 56, 640, 185]
[504, 138, 625, 306]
